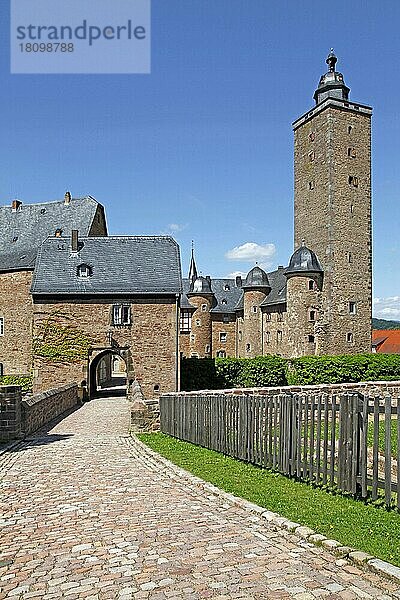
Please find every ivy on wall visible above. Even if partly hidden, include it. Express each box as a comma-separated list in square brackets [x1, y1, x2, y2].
[0, 375, 33, 393]
[33, 315, 93, 363]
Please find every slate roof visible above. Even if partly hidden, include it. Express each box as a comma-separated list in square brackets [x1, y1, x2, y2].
[181, 269, 288, 314]
[0, 196, 103, 272]
[31, 236, 182, 296]
[260, 267, 287, 307]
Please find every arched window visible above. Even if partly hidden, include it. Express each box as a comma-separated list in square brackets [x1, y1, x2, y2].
[77, 264, 92, 278]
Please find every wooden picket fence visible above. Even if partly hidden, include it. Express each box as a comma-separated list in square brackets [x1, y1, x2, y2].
[160, 392, 400, 510]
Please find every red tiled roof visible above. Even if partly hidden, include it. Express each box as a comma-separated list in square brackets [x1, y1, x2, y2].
[372, 330, 400, 354]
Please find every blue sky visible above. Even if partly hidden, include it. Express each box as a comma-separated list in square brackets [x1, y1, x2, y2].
[1, 0, 399, 318]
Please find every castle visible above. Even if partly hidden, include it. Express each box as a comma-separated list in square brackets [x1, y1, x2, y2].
[180, 51, 372, 360]
[0, 52, 372, 398]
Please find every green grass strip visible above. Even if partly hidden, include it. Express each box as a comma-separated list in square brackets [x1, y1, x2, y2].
[138, 432, 400, 567]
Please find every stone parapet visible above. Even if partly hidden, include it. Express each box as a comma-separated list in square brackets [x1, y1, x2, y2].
[21, 383, 78, 436]
[0, 385, 22, 442]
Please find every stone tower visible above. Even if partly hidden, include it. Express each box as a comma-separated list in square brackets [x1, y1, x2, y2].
[292, 51, 372, 354]
[242, 266, 270, 358]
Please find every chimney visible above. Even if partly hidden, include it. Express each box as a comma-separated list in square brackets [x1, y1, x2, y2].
[278, 265, 284, 270]
[11, 199, 22, 212]
[206, 275, 211, 284]
[64, 191, 71, 205]
[235, 275, 242, 288]
[71, 230, 79, 253]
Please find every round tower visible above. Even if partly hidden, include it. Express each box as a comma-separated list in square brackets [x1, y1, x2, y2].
[242, 266, 270, 357]
[285, 242, 324, 357]
[187, 275, 214, 357]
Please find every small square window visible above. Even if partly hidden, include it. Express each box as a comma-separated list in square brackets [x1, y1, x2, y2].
[308, 279, 316, 291]
[349, 302, 357, 315]
[308, 335, 315, 343]
[217, 350, 226, 358]
[347, 332, 354, 343]
[201, 304, 207, 312]
[348, 176, 358, 188]
[347, 251, 353, 263]
[252, 306, 258, 313]
[266, 313, 271, 321]
[190, 333, 195, 342]
[112, 304, 131, 326]
[308, 181, 315, 190]
[205, 345, 210, 353]
[348, 147, 356, 158]
[309, 132, 315, 142]
[195, 319, 201, 326]
[219, 332, 227, 343]
[224, 284, 230, 291]
[246, 343, 251, 353]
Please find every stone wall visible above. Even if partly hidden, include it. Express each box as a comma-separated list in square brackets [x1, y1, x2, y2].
[262, 305, 288, 357]
[241, 289, 266, 358]
[211, 315, 236, 358]
[22, 383, 78, 435]
[185, 294, 213, 357]
[170, 380, 400, 398]
[0, 385, 22, 442]
[0, 271, 34, 375]
[32, 297, 178, 399]
[294, 105, 372, 355]
[0, 383, 78, 442]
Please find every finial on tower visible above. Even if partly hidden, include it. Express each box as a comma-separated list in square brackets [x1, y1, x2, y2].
[188, 242, 198, 281]
[326, 49, 337, 72]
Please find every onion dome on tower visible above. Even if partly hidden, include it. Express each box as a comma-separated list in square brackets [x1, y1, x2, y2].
[285, 241, 323, 279]
[313, 50, 350, 105]
[188, 275, 213, 296]
[242, 265, 271, 292]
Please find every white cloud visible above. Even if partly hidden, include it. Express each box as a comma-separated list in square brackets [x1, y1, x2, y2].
[373, 296, 400, 320]
[226, 270, 247, 279]
[225, 242, 276, 262]
[161, 223, 188, 235]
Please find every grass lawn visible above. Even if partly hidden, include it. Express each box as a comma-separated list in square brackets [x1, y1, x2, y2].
[139, 432, 400, 567]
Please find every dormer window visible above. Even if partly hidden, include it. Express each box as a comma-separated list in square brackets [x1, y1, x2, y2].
[224, 284, 230, 291]
[55, 228, 63, 238]
[77, 264, 92, 278]
[221, 299, 227, 305]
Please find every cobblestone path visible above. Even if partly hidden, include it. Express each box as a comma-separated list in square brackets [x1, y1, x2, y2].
[1, 398, 399, 600]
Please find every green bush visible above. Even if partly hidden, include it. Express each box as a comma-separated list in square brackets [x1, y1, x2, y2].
[0, 375, 33, 394]
[181, 353, 400, 391]
[287, 353, 400, 385]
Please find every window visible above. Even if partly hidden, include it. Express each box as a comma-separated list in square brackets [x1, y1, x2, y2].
[252, 306, 258, 313]
[265, 331, 271, 344]
[309, 310, 316, 322]
[348, 176, 358, 188]
[201, 304, 207, 312]
[190, 333, 195, 342]
[221, 298, 227, 305]
[217, 350, 226, 358]
[195, 319, 201, 326]
[309, 132, 315, 142]
[205, 345, 210, 354]
[219, 332, 227, 343]
[350, 204, 354, 215]
[238, 330, 243, 342]
[347, 332, 354, 343]
[246, 343, 251, 353]
[112, 304, 131, 326]
[0, 317, 4, 336]
[348, 147, 356, 158]
[277, 330, 283, 343]
[308, 335, 315, 343]
[308, 181, 315, 190]
[55, 228, 63, 237]
[308, 279, 316, 291]
[277, 311, 283, 322]
[348, 125, 354, 134]
[180, 311, 192, 332]
[0, 363, 3, 376]
[309, 151, 315, 162]
[224, 284, 230, 291]
[346, 251, 353, 263]
[77, 264, 92, 278]
[191, 352, 199, 358]
[349, 302, 357, 315]
[266, 313, 271, 321]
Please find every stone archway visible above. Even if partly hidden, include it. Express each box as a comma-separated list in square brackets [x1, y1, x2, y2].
[88, 347, 135, 400]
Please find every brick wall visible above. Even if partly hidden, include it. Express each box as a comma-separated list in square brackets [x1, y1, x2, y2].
[0, 271, 33, 374]
[211, 315, 236, 357]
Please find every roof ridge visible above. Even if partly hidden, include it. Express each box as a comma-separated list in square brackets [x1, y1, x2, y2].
[0, 196, 97, 209]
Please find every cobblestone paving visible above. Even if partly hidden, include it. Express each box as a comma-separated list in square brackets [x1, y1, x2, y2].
[1, 398, 399, 599]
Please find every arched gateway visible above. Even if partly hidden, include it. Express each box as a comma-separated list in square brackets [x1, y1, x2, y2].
[88, 346, 135, 399]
